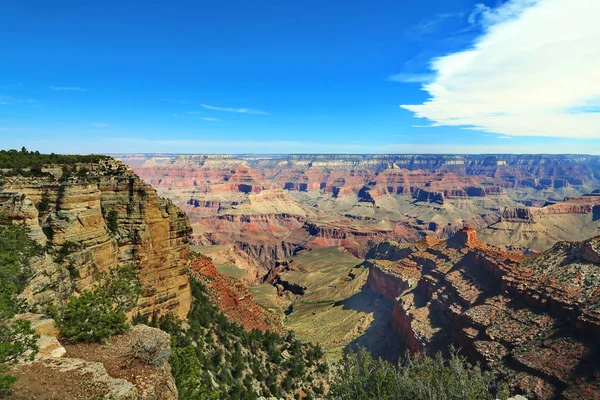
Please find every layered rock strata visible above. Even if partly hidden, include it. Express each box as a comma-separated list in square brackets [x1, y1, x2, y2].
[366, 228, 600, 399]
[0, 158, 192, 318]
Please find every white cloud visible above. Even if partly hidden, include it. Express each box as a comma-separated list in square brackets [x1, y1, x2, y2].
[0, 96, 37, 105]
[92, 123, 108, 128]
[405, 13, 465, 37]
[468, 1, 538, 27]
[401, 0, 600, 139]
[50, 86, 86, 91]
[200, 104, 267, 115]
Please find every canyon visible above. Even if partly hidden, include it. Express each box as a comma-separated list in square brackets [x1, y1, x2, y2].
[4, 153, 600, 399]
[118, 153, 600, 269]
[115, 153, 600, 399]
[366, 227, 600, 399]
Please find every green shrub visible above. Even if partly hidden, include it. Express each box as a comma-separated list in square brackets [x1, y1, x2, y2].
[0, 221, 41, 294]
[56, 265, 141, 343]
[170, 345, 219, 400]
[53, 241, 80, 264]
[105, 209, 119, 234]
[0, 319, 39, 397]
[0, 221, 40, 396]
[151, 277, 328, 399]
[76, 167, 89, 178]
[328, 348, 509, 400]
[36, 190, 51, 213]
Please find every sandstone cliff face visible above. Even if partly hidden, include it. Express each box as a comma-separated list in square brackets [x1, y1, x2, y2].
[0, 158, 192, 318]
[366, 228, 600, 400]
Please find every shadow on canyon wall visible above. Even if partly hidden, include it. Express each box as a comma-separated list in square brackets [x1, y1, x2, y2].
[336, 285, 405, 362]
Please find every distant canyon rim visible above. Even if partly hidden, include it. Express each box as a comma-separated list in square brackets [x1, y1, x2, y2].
[117, 153, 600, 277]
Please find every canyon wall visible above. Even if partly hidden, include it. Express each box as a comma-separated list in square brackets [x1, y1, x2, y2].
[365, 228, 600, 399]
[0, 158, 192, 318]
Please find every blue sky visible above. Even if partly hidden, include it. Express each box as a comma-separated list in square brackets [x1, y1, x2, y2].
[1, 0, 599, 154]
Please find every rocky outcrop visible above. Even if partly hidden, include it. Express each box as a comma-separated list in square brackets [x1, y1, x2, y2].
[414, 189, 445, 205]
[9, 322, 177, 400]
[119, 153, 600, 196]
[366, 228, 600, 399]
[189, 255, 282, 332]
[0, 158, 192, 318]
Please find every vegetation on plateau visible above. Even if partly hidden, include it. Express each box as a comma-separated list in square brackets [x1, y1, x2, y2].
[0, 147, 106, 177]
[0, 218, 40, 396]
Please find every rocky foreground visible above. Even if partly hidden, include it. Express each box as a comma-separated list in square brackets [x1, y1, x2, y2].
[8, 314, 177, 400]
[366, 228, 600, 399]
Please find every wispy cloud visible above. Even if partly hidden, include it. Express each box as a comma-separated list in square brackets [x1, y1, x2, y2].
[200, 104, 267, 115]
[0, 95, 36, 105]
[401, 0, 600, 139]
[184, 112, 219, 121]
[50, 86, 86, 91]
[92, 122, 108, 128]
[468, 0, 538, 28]
[405, 13, 464, 37]
[388, 73, 434, 83]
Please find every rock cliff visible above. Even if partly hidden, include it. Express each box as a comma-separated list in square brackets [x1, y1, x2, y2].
[189, 255, 282, 332]
[0, 158, 192, 318]
[366, 228, 600, 399]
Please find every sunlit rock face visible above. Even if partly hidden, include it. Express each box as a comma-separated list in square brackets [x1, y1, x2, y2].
[116, 153, 600, 277]
[366, 228, 600, 400]
[0, 158, 192, 318]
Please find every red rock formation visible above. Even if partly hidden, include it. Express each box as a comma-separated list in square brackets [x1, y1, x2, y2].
[366, 229, 600, 399]
[189, 255, 281, 332]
